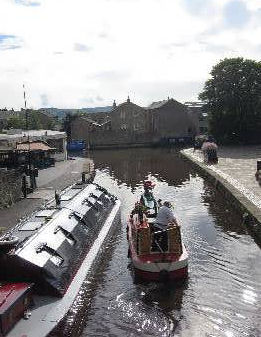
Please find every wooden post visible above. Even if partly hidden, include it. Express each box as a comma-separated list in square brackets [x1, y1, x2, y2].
[168, 225, 182, 255]
[138, 227, 151, 255]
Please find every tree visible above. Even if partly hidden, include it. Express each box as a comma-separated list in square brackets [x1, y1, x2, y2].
[199, 57, 261, 144]
[7, 115, 26, 129]
[28, 110, 42, 130]
[6, 110, 45, 130]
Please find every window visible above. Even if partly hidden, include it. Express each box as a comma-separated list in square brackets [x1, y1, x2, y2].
[133, 110, 140, 118]
[120, 110, 126, 120]
[133, 123, 139, 131]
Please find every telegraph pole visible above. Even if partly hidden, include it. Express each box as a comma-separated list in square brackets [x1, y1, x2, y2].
[23, 84, 29, 142]
[23, 84, 36, 191]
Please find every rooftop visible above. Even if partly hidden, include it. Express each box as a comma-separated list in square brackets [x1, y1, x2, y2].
[147, 100, 169, 109]
[0, 129, 66, 140]
[16, 141, 55, 152]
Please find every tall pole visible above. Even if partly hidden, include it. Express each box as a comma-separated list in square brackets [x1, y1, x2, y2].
[23, 84, 27, 109]
[23, 84, 35, 190]
[23, 84, 29, 136]
[23, 84, 29, 173]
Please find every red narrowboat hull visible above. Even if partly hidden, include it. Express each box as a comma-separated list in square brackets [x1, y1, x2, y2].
[127, 215, 189, 282]
[133, 265, 188, 282]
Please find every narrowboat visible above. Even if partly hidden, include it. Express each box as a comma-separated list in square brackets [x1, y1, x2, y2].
[0, 179, 120, 337]
[127, 207, 188, 282]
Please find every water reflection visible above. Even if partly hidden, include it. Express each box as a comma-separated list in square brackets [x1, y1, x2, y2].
[90, 148, 192, 188]
[201, 180, 247, 236]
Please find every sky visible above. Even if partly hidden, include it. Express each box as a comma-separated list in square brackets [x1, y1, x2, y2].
[0, 0, 261, 109]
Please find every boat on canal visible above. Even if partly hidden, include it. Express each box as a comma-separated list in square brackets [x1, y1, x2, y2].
[127, 193, 188, 282]
[0, 179, 121, 337]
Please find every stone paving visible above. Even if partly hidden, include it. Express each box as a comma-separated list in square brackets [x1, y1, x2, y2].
[182, 145, 261, 210]
[0, 157, 92, 230]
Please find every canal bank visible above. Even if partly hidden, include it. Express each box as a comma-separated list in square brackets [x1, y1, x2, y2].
[180, 147, 261, 239]
[0, 157, 94, 231]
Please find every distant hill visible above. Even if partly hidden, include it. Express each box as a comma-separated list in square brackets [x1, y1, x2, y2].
[38, 106, 112, 119]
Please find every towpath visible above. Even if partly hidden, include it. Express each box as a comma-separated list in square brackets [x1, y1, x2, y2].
[0, 157, 92, 230]
[181, 145, 261, 230]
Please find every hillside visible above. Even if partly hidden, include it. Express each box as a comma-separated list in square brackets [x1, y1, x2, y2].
[38, 106, 112, 119]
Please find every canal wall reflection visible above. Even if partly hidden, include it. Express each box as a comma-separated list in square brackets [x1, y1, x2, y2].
[90, 148, 192, 188]
[202, 180, 247, 235]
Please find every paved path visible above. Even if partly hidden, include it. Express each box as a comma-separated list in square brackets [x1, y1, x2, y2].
[182, 146, 261, 216]
[0, 157, 92, 230]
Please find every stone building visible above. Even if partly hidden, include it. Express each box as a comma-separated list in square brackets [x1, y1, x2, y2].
[147, 98, 196, 143]
[70, 97, 198, 148]
[110, 97, 148, 132]
[71, 97, 152, 148]
[185, 101, 208, 135]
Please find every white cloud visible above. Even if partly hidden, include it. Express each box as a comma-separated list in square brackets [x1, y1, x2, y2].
[0, 0, 260, 109]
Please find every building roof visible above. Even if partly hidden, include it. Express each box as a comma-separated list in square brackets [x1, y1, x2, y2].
[80, 116, 102, 127]
[0, 129, 66, 141]
[146, 98, 183, 110]
[16, 141, 55, 152]
[0, 145, 14, 153]
[113, 101, 145, 111]
[79, 116, 111, 127]
[147, 100, 169, 109]
[184, 101, 204, 107]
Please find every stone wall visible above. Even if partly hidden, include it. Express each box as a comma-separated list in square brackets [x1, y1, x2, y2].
[0, 169, 22, 208]
[72, 127, 154, 148]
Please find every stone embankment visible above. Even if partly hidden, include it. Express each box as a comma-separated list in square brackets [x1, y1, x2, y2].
[181, 146, 261, 239]
[0, 168, 22, 208]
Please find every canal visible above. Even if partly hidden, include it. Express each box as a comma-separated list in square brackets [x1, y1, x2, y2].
[56, 148, 261, 337]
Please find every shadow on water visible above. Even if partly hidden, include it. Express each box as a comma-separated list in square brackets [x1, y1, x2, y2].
[202, 179, 261, 248]
[202, 180, 247, 235]
[50, 224, 123, 337]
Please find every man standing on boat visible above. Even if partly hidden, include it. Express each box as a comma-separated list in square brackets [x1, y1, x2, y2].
[155, 201, 178, 229]
[153, 201, 178, 251]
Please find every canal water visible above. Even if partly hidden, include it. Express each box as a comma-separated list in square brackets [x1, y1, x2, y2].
[56, 148, 261, 337]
